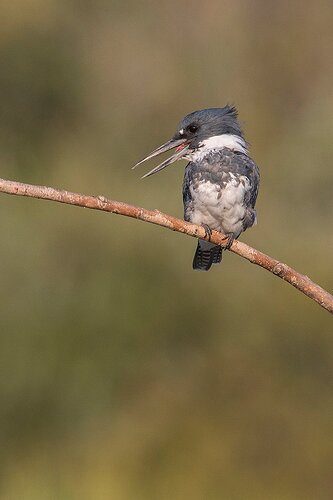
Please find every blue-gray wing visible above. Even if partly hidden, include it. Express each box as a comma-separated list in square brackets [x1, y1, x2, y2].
[182, 163, 193, 222]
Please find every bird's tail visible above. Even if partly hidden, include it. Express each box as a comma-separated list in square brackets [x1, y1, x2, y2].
[192, 240, 223, 271]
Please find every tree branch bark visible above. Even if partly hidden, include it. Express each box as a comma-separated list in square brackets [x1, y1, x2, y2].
[0, 177, 332, 314]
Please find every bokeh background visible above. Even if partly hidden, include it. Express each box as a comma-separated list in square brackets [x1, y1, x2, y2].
[0, 1, 332, 499]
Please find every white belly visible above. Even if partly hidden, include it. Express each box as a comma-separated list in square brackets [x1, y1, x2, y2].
[189, 177, 249, 236]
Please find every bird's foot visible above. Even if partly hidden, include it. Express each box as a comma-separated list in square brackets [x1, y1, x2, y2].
[201, 224, 213, 241]
[222, 233, 235, 250]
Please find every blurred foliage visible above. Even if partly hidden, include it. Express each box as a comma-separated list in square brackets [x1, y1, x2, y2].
[0, 1, 332, 499]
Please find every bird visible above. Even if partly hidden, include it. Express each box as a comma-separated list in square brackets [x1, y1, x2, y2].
[133, 105, 260, 271]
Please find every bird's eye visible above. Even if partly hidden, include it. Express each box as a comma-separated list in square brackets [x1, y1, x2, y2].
[187, 124, 198, 133]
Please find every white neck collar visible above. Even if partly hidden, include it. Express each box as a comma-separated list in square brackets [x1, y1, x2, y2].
[200, 134, 247, 154]
[186, 134, 248, 162]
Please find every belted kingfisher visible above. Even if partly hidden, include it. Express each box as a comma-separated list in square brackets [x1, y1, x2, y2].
[133, 106, 260, 271]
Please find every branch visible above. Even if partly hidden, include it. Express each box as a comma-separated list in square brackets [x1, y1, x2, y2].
[0, 177, 332, 314]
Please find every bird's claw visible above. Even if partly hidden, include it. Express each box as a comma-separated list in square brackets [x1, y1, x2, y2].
[201, 224, 213, 241]
[223, 233, 235, 250]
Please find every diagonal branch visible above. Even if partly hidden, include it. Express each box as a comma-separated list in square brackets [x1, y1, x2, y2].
[0, 177, 332, 314]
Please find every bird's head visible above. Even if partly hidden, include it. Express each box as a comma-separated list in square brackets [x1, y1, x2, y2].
[133, 106, 245, 178]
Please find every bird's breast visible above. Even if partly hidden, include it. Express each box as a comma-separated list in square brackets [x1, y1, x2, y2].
[188, 174, 249, 234]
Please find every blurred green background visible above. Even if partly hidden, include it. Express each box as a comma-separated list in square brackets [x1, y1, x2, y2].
[0, 1, 332, 499]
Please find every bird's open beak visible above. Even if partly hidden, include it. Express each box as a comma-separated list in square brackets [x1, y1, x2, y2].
[133, 138, 190, 178]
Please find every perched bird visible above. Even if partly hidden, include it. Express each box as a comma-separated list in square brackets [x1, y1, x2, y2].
[133, 106, 260, 271]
